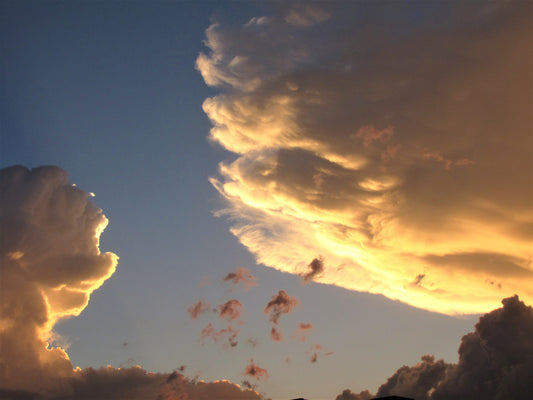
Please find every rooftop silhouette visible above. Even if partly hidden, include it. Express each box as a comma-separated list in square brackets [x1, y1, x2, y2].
[372, 396, 415, 400]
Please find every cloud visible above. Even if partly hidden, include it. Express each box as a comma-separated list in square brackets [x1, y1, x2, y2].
[292, 322, 313, 342]
[335, 389, 372, 400]
[300, 257, 324, 283]
[0, 166, 262, 400]
[336, 295, 533, 400]
[199, 323, 239, 348]
[218, 299, 244, 321]
[264, 290, 300, 325]
[66, 367, 263, 400]
[223, 267, 257, 291]
[307, 344, 332, 364]
[284, 4, 330, 27]
[264, 290, 299, 342]
[0, 166, 118, 394]
[187, 300, 211, 319]
[243, 359, 269, 381]
[270, 326, 283, 342]
[198, 1, 533, 314]
[375, 355, 451, 400]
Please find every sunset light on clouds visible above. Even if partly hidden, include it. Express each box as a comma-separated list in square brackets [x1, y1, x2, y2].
[199, 1, 532, 315]
[1, 1, 532, 399]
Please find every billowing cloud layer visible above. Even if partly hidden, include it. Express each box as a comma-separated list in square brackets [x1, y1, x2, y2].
[336, 295, 533, 400]
[198, 1, 532, 314]
[0, 166, 118, 394]
[0, 367, 263, 400]
[0, 166, 261, 400]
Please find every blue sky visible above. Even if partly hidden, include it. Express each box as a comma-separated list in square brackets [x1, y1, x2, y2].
[2, 1, 531, 400]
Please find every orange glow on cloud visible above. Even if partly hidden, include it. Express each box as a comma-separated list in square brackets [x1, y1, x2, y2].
[198, 2, 533, 314]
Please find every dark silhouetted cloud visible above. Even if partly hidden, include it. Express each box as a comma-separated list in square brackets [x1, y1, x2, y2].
[300, 257, 324, 283]
[336, 295, 533, 400]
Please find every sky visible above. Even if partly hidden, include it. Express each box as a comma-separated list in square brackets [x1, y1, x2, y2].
[0, 1, 532, 400]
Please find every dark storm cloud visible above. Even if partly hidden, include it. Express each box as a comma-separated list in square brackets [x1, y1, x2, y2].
[375, 355, 451, 400]
[432, 295, 533, 400]
[336, 295, 533, 400]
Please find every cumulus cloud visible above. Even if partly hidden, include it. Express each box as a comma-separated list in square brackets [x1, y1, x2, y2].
[336, 295, 533, 400]
[223, 267, 257, 291]
[0, 166, 118, 394]
[198, 1, 533, 314]
[0, 166, 262, 400]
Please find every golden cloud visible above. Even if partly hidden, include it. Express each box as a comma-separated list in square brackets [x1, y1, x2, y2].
[198, 2, 532, 314]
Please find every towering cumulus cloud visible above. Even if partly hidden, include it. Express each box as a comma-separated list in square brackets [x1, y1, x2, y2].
[0, 166, 262, 400]
[336, 295, 533, 400]
[197, 1, 533, 314]
[0, 166, 118, 394]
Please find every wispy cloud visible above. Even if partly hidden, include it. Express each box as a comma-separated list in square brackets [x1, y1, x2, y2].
[243, 359, 269, 382]
[292, 322, 313, 342]
[223, 267, 257, 291]
[188, 300, 212, 319]
[218, 299, 244, 321]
